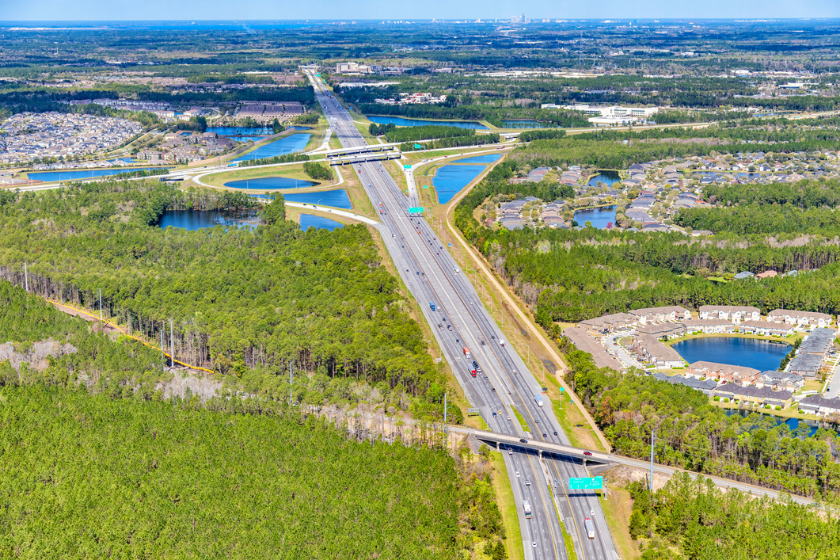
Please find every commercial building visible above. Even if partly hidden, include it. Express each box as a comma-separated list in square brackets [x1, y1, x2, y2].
[335, 62, 381, 74]
[545, 104, 659, 125]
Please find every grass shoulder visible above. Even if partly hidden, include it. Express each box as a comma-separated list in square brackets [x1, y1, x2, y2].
[489, 451, 525, 560]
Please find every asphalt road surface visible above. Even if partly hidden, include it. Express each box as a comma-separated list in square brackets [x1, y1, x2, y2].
[306, 71, 618, 560]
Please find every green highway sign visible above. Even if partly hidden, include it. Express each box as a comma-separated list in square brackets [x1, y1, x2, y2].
[404, 164, 412, 169]
[569, 476, 602, 490]
[408, 207, 424, 214]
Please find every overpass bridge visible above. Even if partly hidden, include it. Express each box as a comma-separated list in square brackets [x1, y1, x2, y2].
[325, 144, 399, 158]
[327, 151, 402, 166]
[448, 425, 611, 465]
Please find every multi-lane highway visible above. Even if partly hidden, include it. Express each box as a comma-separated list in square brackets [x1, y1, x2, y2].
[306, 71, 619, 560]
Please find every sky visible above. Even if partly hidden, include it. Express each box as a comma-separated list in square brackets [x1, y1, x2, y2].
[2, 0, 838, 22]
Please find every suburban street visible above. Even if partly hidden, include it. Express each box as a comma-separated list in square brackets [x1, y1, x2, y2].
[306, 70, 619, 560]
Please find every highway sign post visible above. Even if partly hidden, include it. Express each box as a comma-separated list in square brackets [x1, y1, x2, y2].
[408, 207, 424, 216]
[569, 476, 603, 490]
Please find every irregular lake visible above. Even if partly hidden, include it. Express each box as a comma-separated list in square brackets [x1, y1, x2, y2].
[28, 168, 169, 181]
[300, 214, 343, 231]
[432, 164, 487, 204]
[231, 134, 311, 163]
[157, 210, 260, 231]
[225, 177, 318, 190]
[454, 154, 502, 164]
[367, 116, 487, 129]
[671, 337, 790, 372]
[281, 189, 352, 209]
[587, 170, 622, 187]
[574, 206, 617, 229]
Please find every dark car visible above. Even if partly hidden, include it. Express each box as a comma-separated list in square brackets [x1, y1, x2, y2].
[553, 431, 558, 436]
[520, 438, 528, 443]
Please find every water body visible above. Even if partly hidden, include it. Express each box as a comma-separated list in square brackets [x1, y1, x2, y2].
[671, 337, 790, 372]
[231, 134, 311, 163]
[501, 120, 558, 129]
[432, 164, 487, 204]
[300, 214, 344, 231]
[157, 210, 260, 231]
[107, 157, 139, 164]
[368, 116, 487, 130]
[225, 177, 318, 190]
[206, 126, 272, 137]
[28, 168, 169, 181]
[574, 206, 617, 229]
[587, 170, 622, 187]
[454, 154, 502, 164]
[280, 189, 352, 209]
[725, 409, 839, 439]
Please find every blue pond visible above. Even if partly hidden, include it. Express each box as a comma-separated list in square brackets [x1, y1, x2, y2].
[725, 409, 838, 439]
[28, 168, 168, 181]
[455, 154, 502, 164]
[157, 210, 260, 231]
[574, 206, 617, 229]
[108, 157, 139, 164]
[587, 170, 622, 187]
[671, 337, 790, 372]
[279, 189, 352, 209]
[368, 116, 487, 129]
[501, 120, 558, 129]
[300, 214, 343, 231]
[231, 134, 311, 163]
[432, 165, 487, 204]
[225, 177, 318, 190]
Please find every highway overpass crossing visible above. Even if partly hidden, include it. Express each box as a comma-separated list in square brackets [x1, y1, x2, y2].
[450, 426, 611, 465]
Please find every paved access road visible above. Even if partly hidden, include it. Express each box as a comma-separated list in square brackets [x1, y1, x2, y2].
[307, 71, 619, 560]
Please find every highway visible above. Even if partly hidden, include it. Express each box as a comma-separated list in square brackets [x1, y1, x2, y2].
[306, 71, 619, 560]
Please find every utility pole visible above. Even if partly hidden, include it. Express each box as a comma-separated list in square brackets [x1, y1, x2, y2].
[160, 327, 165, 372]
[24, 262, 28, 292]
[98, 288, 102, 321]
[649, 430, 656, 492]
[290, 361, 294, 405]
[170, 319, 174, 367]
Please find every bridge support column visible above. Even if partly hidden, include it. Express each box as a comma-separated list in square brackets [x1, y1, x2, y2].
[538, 450, 542, 459]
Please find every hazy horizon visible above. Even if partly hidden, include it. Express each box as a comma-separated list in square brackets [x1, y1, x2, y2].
[2, 0, 838, 23]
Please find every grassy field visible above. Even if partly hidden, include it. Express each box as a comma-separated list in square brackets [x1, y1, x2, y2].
[203, 163, 331, 190]
[599, 483, 641, 560]
[490, 452, 525, 560]
[546, 376, 606, 452]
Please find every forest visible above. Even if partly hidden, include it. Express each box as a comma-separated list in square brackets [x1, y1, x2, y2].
[564, 348, 840, 499]
[0, 384, 463, 559]
[628, 473, 840, 559]
[0, 182, 457, 422]
[0, 279, 504, 559]
[401, 133, 500, 152]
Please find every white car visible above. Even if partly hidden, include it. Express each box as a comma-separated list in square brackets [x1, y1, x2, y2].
[515, 471, 520, 477]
